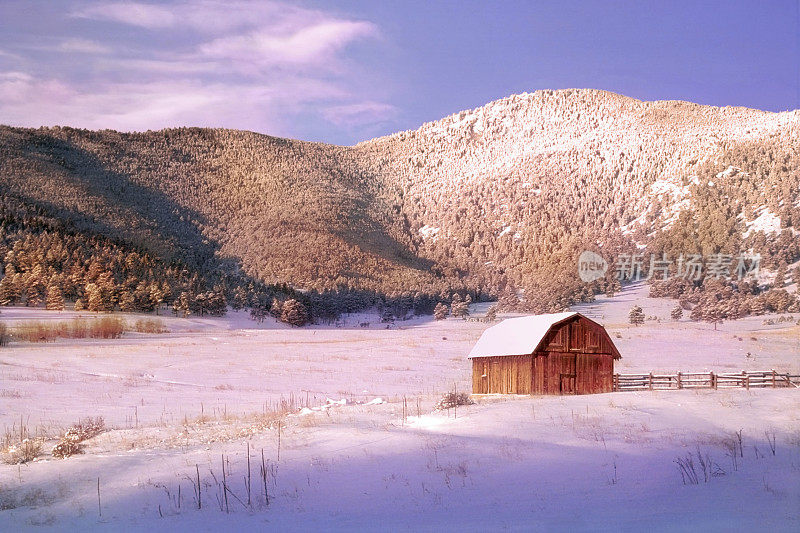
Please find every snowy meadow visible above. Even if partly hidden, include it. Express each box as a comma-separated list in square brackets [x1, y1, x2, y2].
[0, 285, 798, 531]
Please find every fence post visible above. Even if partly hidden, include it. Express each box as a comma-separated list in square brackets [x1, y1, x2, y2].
[613, 373, 618, 392]
[711, 372, 717, 389]
[648, 372, 653, 391]
[677, 372, 682, 390]
[745, 374, 750, 391]
[772, 369, 776, 388]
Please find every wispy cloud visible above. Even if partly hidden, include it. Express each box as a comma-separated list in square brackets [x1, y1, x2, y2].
[198, 20, 377, 70]
[72, 2, 178, 29]
[0, 1, 396, 143]
[72, 1, 298, 33]
[323, 102, 398, 128]
[57, 38, 112, 55]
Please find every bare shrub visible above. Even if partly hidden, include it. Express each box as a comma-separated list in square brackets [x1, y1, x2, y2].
[93, 317, 125, 338]
[675, 453, 699, 485]
[12, 318, 126, 342]
[51, 439, 83, 459]
[133, 318, 168, 334]
[13, 321, 58, 342]
[70, 318, 88, 338]
[675, 446, 727, 486]
[68, 416, 105, 441]
[435, 392, 474, 410]
[52, 416, 105, 459]
[765, 429, 777, 455]
[0, 322, 8, 346]
[0, 486, 59, 510]
[2, 438, 44, 464]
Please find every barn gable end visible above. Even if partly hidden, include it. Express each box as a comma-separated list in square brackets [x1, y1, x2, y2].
[537, 314, 621, 358]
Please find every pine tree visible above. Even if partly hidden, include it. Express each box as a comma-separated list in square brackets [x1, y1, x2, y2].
[724, 302, 740, 321]
[670, 305, 682, 320]
[45, 284, 65, 311]
[433, 302, 449, 320]
[485, 304, 498, 321]
[689, 302, 705, 321]
[149, 283, 165, 315]
[172, 292, 191, 317]
[702, 303, 724, 330]
[749, 297, 766, 315]
[269, 298, 283, 318]
[628, 305, 645, 326]
[74, 298, 85, 311]
[773, 262, 787, 289]
[192, 292, 208, 316]
[605, 278, 621, 297]
[206, 288, 227, 316]
[498, 288, 520, 311]
[25, 265, 46, 307]
[792, 266, 800, 286]
[118, 290, 136, 312]
[451, 294, 470, 318]
[280, 299, 309, 326]
[231, 286, 248, 310]
[86, 283, 104, 312]
[86, 259, 105, 282]
[135, 282, 155, 312]
[95, 272, 115, 310]
[0, 274, 19, 305]
[765, 289, 791, 313]
[787, 295, 800, 313]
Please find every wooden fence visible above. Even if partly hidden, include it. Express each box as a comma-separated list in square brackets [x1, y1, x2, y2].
[613, 370, 800, 392]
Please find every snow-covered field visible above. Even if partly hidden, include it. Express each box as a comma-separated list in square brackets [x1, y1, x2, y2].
[1, 284, 798, 531]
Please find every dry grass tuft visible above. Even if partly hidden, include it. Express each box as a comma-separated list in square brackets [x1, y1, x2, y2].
[52, 416, 105, 459]
[51, 439, 83, 459]
[92, 317, 125, 339]
[1, 438, 44, 464]
[0, 486, 60, 511]
[133, 318, 168, 334]
[12, 317, 125, 342]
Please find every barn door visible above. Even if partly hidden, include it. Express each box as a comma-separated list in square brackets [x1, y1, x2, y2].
[489, 360, 501, 393]
[559, 354, 577, 394]
[516, 356, 532, 394]
[533, 354, 546, 394]
[576, 354, 596, 394]
[598, 355, 613, 393]
[473, 359, 489, 394]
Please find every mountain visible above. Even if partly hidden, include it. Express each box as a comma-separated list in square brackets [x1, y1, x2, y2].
[0, 89, 798, 318]
[360, 90, 799, 293]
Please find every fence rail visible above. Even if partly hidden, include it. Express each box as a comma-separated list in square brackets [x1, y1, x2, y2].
[613, 370, 800, 392]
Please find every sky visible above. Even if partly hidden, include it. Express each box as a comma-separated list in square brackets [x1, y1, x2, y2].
[0, 0, 797, 145]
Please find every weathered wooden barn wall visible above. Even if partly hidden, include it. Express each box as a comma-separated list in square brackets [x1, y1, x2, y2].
[471, 314, 618, 395]
[472, 356, 532, 394]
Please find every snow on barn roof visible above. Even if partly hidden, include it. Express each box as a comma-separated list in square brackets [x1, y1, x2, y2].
[468, 312, 579, 358]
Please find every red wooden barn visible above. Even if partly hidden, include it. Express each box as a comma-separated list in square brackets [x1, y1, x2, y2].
[469, 312, 621, 395]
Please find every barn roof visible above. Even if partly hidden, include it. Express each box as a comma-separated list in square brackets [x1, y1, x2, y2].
[468, 312, 620, 359]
